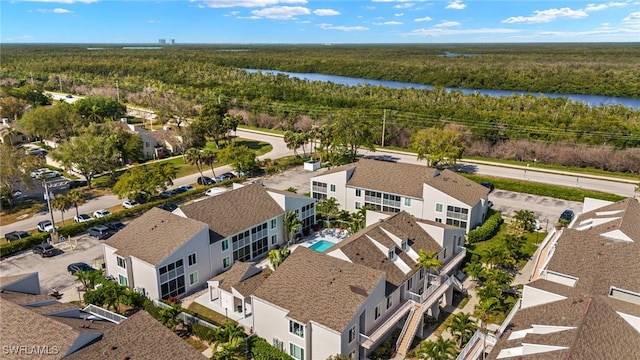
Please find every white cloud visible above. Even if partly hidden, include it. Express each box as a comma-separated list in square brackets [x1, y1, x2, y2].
[414, 16, 432, 22]
[317, 23, 369, 31]
[201, 0, 306, 8]
[148, 19, 158, 23]
[395, 13, 404, 17]
[373, 21, 403, 25]
[24, 0, 96, 3]
[502, 7, 588, 24]
[406, 27, 519, 37]
[434, 20, 460, 27]
[395, 2, 414, 9]
[36, 7, 72, 12]
[623, 11, 640, 26]
[250, 5, 309, 19]
[445, 0, 466, 10]
[313, 8, 339, 16]
[585, 1, 628, 12]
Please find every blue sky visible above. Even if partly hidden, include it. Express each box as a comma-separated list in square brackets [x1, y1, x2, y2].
[2, 0, 639, 43]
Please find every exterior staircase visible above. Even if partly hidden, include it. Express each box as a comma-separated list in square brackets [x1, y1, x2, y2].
[395, 304, 421, 356]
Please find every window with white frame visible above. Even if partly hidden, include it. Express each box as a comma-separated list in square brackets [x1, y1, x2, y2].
[355, 202, 361, 209]
[330, 184, 336, 192]
[387, 296, 393, 309]
[118, 274, 128, 286]
[188, 253, 196, 267]
[407, 277, 413, 291]
[273, 338, 284, 351]
[223, 257, 231, 269]
[436, 203, 444, 213]
[401, 239, 408, 252]
[232, 222, 268, 262]
[348, 326, 356, 343]
[404, 198, 411, 206]
[419, 267, 425, 280]
[289, 320, 304, 338]
[116, 256, 126, 269]
[446, 205, 469, 229]
[271, 235, 277, 245]
[290, 343, 304, 360]
[159, 259, 185, 299]
[312, 181, 327, 201]
[374, 305, 381, 320]
[189, 272, 198, 285]
[355, 189, 362, 197]
[443, 248, 447, 259]
[435, 218, 442, 223]
[221, 239, 229, 252]
[271, 219, 277, 229]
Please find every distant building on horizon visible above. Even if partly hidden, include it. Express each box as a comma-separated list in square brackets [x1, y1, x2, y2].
[159, 38, 166, 44]
[170, 39, 175, 44]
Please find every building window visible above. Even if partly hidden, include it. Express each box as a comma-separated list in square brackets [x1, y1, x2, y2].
[446, 206, 469, 229]
[348, 326, 356, 343]
[419, 268, 424, 280]
[221, 239, 229, 252]
[289, 320, 305, 338]
[273, 338, 284, 351]
[290, 343, 304, 360]
[374, 305, 381, 320]
[401, 239, 408, 252]
[223, 257, 231, 269]
[330, 184, 336, 192]
[435, 218, 442, 223]
[388, 247, 395, 260]
[312, 181, 327, 201]
[118, 275, 128, 286]
[364, 190, 401, 213]
[443, 248, 447, 259]
[189, 272, 198, 285]
[159, 259, 185, 299]
[355, 189, 362, 197]
[232, 223, 268, 262]
[355, 202, 361, 209]
[387, 296, 393, 309]
[271, 219, 277, 229]
[404, 198, 411, 206]
[436, 203, 443, 213]
[407, 277, 413, 291]
[116, 256, 126, 269]
[271, 235, 277, 245]
[188, 253, 196, 267]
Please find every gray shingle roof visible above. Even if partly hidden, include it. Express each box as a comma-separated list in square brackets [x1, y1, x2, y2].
[211, 261, 269, 297]
[105, 207, 208, 266]
[180, 183, 284, 243]
[344, 158, 488, 205]
[253, 246, 385, 332]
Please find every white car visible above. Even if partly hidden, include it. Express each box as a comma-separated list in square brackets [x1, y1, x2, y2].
[93, 209, 111, 218]
[177, 184, 196, 192]
[205, 188, 227, 197]
[30, 168, 49, 178]
[74, 214, 93, 223]
[122, 199, 140, 209]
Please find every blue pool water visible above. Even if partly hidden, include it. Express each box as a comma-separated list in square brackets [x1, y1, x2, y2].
[309, 239, 336, 252]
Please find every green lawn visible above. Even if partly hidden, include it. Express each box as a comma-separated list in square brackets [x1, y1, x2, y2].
[187, 302, 238, 326]
[468, 223, 546, 268]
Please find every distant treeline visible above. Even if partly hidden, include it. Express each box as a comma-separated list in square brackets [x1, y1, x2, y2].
[1, 44, 639, 151]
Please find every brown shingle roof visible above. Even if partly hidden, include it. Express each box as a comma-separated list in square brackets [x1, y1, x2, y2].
[211, 261, 268, 297]
[329, 211, 442, 293]
[345, 158, 487, 205]
[105, 207, 208, 266]
[180, 183, 284, 242]
[253, 247, 385, 332]
[66, 310, 207, 360]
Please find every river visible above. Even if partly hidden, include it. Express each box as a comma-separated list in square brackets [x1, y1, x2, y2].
[244, 69, 640, 110]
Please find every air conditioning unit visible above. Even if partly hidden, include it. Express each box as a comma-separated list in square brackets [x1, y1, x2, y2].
[94, 283, 103, 290]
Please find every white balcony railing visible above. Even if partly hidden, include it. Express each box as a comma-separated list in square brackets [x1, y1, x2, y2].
[83, 304, 127, 324]
[440, 247, 467, 275]
[359, 300, 413, 348]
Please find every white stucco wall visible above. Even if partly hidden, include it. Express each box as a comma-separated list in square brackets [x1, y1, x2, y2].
[129, 257, 159, 299]
[253, 297, 310, 359]
[310, 170, 350, 206]
[310, 322, 342, 360]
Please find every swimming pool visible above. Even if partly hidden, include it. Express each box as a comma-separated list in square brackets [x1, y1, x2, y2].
[309, 239, 336, 252]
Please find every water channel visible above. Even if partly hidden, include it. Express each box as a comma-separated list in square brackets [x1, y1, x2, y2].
[244, 69, 640, 110]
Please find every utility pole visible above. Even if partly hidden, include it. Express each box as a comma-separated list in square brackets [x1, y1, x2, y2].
[115, 81, 120, 102]
[58, 76, 63, 92]
[42, 179, 57, 242]
[381, 109, 386, 147]
[30, 72, 34, 85]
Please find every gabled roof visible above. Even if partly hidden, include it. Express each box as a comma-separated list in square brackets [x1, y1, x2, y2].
[105, 207, 208, 266]
[211, 261, 269, 297]
[328, 211, 442, 294]
[325, 158, 487, 206]
[180, 183, 285, 242]
[253, 247, 385, 333]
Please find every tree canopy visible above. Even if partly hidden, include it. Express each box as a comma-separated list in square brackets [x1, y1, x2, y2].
[411, 128, 465, 167]
[112, 163, 177, 201]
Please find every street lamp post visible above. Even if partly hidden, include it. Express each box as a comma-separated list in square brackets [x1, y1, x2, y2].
[42, 179, 57, 242]
[115, 81, 120, 102]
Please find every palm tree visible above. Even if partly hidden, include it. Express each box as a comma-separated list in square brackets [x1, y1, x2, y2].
[201, 148, 218, 179]
[316, 197, 340, 226]
[512, 209, 535, 234]
[185, 147, 206, 181]
[103, 281, 126, 314]
[74, 269, 99, 291]
[447, 312, 477, 349]
[50, 194, 70, 225]
[66, 189, 86, 218]
[268, 246, 290, 269]
[283, 211, 303, 245]
[158, 305, 182, 331]
[210, 322, 246, 360]
[417, 249, 443, 287]
[475, 297, 501, 360]
[463, 261, 484, 285]
[416, 335, 458, 360]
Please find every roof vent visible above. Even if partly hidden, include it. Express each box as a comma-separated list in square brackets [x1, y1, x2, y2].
[434, 170, 440, 177]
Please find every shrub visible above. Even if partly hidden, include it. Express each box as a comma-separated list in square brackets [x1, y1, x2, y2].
[192, 323, 217, 343]
[249, 336, 293, 360]
[0, 232, 50, 258]
[467, 212, 503, 243]
[369, 329, 401, 360]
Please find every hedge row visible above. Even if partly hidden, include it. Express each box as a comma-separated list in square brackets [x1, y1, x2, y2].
[467, 211, 504, 243]
[249, 335, 294, 360]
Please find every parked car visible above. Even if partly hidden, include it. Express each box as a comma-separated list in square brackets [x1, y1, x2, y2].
[122, 199, 140, 209]
[30, 168, 49, 178]
[205, 188, 227, 197]
[215, 173, 235, 182]
[177, 184, 196, 192]
[67, 262, 95, 275]
[5, 231, 31, 242]
[559, 209, 575, 223]
[37, 220, 55, 232]
[33, 243, 56, 257]
[480, 181, 495, 192]
[160, 189, 177, 198]
[87, 225, 114, 240]
[106, 221, 126, 232]
[93, 209, 111, 218]
[74, 214, 93, 223]
[67, 180, 88, 189]
[39, 170, 60, 179]
[158, 203, 178, 212]
[197, 176, 216, 185]
[231, 170, 249, 177]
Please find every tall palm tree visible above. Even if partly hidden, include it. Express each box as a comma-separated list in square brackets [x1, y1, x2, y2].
[268, 246, 290, 269]
[283, 211, 303, 245]
[417, 249, 443, 287]
[159, 305, 182, 331]
[185, 147, 206, 181]
[475, 297, 501, 360]
[447, 312, 477, 349]
[201, 148, 218, 179]
[416, 335, 457, 360]
[66, 189, 86, 218]
[316, 197, 340, 226]
[463, 261, 484, 285]
[50, 194, 70, 225]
